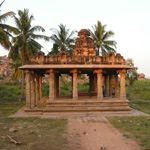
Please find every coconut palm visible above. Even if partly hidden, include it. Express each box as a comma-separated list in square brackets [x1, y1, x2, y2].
[0, 1, 18, 49]
[50, 24, 75, 55]
[90, 21, 117, 56]
[9, 9, 49, 100]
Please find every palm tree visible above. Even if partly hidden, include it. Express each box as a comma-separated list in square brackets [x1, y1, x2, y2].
[50, 24, 75, 55]
[90, 21, 117, 56]
[0, 1, 18, 49]
[9, 9, 49, 101]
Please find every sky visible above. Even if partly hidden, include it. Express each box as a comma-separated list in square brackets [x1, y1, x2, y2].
[0, 0, 150, 77]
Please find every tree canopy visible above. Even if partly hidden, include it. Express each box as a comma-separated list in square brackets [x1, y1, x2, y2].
[126, 58, 139, 86]
[49, 24, 75, 55]
[9, 8, 49, 65]
[0, 1, 18, 50]
[90, 21, 117, 56]
[8, 8, 49, 100]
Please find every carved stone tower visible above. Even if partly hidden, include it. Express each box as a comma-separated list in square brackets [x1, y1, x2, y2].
[73, 29, 96, 57]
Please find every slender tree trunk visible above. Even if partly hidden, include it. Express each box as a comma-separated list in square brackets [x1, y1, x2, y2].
[102, 49, 105, 57]
[20, 70, 25, 101]
[20, 53, 25, 101]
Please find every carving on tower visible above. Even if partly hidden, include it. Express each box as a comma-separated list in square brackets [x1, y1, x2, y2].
[73, 29, 96, 57]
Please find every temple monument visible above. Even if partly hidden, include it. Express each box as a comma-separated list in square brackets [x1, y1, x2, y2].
[19, 29, 132, 114]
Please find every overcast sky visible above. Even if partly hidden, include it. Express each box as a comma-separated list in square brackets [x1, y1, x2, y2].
[0, 0, 150, 77]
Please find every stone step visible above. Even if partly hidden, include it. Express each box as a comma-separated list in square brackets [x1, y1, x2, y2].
[43, 106, 131, 112]
[46, 104, 129, 107]
[47, 100, 129, 106]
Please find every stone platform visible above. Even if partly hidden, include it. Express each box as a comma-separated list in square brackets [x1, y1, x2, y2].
[24, 97, 132, 115]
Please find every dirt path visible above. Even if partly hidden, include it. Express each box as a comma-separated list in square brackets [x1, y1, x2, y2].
[68, 116, 141, 150]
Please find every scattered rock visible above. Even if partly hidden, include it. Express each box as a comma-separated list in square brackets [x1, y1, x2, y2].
[38, 135, 41, 137]
[9, 128, 17, 133]
[100, 145, 106, 150]
[37, 124, 42, 127]
[3, 127, 8, 130]
[1, 136, 6, 139]
[17, 125, 23, 130]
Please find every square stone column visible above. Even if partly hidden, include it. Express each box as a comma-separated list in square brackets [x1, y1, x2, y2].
[114, 73, 119, 98]
[118, 69, 127, 100]
[48, 69, 55, 103]
[70, 69, 78, 101]
[25, 70, 31, 108]
[94, 69, 103, 100]
[35, 73, 40, 106]
[30, 72, 35, 108]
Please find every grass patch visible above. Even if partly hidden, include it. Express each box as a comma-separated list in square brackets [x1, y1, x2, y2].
[126, 80, 150, 114]
[0, 117, 68, 150]
[108, 116, 150, 149]
[0, 83, 69, 150]
[129, 100, 150, 114]
[126, 80, 150, 100]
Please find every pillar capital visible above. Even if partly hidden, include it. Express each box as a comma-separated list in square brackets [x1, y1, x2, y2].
[49, 69, 54, 73]
[93, 69, 103, 74]
[45, 69, 59, 74]
[70, 69, 81, 74]
[117, 69, 126, 74]
[24, 70, 30, 74]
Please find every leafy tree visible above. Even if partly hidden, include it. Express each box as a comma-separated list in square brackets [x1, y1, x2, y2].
[9, 9, 49, 100]
[50, 24, 75, 55]
[125, 58, 139, 86]
[0, 0, 18, 49]
[48, 43, 59, 55]
[90, 21, 117, 56]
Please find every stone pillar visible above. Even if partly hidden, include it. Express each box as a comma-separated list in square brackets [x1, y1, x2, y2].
[119, 69, 127, 100]
[25, 70, 31, 108]
[70, 69, 78, 100]
[109, 74, 112, 97]
[105, 75, 109, 97]
[114, 73, 118, 98]
[39, 74, 42, 100]
[49, 69, 55, 103]
[94, 69, 103, 100]
[30, 72, 35, 108]
[35, 73, 40, 105]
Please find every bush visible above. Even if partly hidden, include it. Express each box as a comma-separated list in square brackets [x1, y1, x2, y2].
[126, 80, 150, 100]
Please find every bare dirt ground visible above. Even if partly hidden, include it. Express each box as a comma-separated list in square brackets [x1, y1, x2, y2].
[11, 109, 149, 150]
[68, 116, 142, 150]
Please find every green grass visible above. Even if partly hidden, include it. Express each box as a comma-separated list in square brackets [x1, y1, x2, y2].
[129, 99, 150, 114]
[126, 80, 150, 114]
[109, 80, 150, 149]
[1, 79, 150, 149]
[108, 116, 150, 148]
[126, 80, 150, 100]
[59, 81, 89, 96]
[0, 83, 69, 150]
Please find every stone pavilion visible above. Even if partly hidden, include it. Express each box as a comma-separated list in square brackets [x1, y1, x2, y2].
[19, 29, 132, 114]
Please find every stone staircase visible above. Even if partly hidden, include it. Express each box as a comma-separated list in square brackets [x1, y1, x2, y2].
[24, 99, 132, 114]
